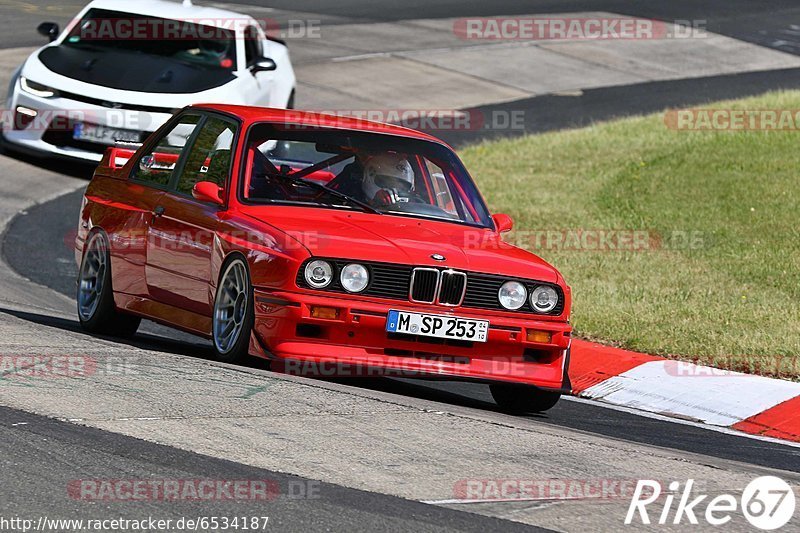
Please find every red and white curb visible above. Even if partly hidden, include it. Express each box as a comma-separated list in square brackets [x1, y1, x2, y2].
[569, 340, 800, 443]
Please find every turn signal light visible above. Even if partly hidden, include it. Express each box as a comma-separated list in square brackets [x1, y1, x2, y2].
[310, 306, 339, 319]
[526, 329, 552, 343]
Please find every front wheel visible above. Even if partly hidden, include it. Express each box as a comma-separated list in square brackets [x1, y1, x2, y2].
[212, 256, 255, 363]
[490, 383, 561, 413]
[77, 231, 140, 337]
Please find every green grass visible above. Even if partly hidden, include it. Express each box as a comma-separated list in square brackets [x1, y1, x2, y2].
[460, 91, 800, 379]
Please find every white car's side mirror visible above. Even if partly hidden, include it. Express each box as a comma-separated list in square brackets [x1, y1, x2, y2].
[250, 58, 277, 74]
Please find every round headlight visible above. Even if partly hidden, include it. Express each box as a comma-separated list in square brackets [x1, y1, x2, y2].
[304, 260, 333, 288]
[498, 281, 527, 310]
[340, 263, 369, 292]
[530, 285, 559, 313]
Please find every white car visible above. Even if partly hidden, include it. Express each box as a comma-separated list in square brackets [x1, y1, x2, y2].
[2, 0, 296, 162]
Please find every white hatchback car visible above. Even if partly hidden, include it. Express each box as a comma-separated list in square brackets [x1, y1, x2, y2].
[2, 0, 296, 162]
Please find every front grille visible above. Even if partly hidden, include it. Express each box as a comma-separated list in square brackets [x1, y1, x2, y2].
[438, 270, 467, 306]
[409, 268, 438, 303]
[296, 258, 565, 316]
[58, 90, 175, 115]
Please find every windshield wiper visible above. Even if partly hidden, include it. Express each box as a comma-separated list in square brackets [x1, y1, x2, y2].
[264, 172, 382, 215]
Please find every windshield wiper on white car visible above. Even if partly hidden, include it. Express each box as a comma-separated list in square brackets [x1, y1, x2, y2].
[265, 171, 382, 215]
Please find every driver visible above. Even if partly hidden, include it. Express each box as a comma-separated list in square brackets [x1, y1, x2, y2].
[361, 153, 415, 206]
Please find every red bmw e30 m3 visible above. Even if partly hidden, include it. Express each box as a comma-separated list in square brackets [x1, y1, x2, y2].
[75, 104, 572, 413]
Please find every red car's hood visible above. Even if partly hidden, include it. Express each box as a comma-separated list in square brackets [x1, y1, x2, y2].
[240, 207, 559, 283]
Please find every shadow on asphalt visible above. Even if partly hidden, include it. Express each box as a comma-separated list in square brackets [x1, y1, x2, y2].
[0, 141, 96, 179]
[0, 305, 526, 416]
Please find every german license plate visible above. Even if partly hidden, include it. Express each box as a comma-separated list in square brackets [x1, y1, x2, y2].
[386, 310, 488, 342]
[73, 123, 139, 145]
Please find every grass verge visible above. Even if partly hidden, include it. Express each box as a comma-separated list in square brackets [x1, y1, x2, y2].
[460, 91, 800, 379]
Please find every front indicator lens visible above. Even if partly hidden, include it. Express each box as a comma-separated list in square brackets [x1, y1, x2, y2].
[531, 285, 559, 313]
[304, 260, 333, 288]
[340, 263, 369, 292]
[20, 77, 58, 98]
[527, 329, 552, 343]
[310, 306, 339, 319]
[498, 281, 527, 310]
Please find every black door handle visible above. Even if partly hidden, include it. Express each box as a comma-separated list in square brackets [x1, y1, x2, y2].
[153, 205, 165, 217]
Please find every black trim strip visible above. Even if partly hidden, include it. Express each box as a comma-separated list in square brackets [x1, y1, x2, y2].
[256, 296, 300, 307]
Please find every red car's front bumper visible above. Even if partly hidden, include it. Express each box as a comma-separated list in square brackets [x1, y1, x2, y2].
[250, 289, 572, 392]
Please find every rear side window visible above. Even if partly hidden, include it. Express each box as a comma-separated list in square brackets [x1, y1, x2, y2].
[174, 117, 237, 195]
[131, 114, 201, 186]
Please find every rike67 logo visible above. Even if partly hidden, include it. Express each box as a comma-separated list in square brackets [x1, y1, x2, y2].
[626, 476, 795, 530]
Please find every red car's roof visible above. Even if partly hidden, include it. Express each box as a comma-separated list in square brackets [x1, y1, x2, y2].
[190, 103, 449, 146]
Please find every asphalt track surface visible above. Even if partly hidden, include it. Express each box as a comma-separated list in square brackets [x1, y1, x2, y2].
[0, 405, 545, 532]
[3, 1, 800, 531]
[5, 0, 800, 53]
[5, 186, 799, 475]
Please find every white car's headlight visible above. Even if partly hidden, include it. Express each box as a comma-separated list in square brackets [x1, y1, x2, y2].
[304, 260, 333, 288]
[530, 285, 559, 313]
[340, 263, 369, 293]
[20, 77, 58, 98]
[498, 281, 527, 310]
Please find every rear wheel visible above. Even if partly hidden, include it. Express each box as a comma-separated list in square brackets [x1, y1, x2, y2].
[77, 231, 140, 337]
[490, 383, 561, 413]
[212, 256, 254, 363]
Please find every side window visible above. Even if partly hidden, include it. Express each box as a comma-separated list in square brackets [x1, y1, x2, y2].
[174, 116, 237, 196]
[425, 159, 458, 216]
[244, 26, 263, 66]
[132, 114, 201, 186]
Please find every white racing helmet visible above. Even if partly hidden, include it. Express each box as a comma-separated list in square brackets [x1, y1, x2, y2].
[362, 153, 414, 199]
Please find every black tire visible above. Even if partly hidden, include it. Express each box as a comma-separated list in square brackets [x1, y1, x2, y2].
[490, 383, 561, 414]
[76, 231, 141, 337]
[211, 255, 255, 364]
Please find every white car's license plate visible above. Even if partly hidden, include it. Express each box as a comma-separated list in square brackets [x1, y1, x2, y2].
[73, 123, 139, 145]
[386, 310, 488, 343]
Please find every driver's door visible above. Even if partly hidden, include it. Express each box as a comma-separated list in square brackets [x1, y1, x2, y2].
[146, 114, 238, 319]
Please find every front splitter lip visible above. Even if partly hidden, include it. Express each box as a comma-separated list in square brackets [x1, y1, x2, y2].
[261, 341, 568, 390]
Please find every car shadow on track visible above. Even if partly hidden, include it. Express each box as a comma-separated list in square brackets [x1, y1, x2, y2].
[0, 305, 546, 418]
[0, 142, 96, 179]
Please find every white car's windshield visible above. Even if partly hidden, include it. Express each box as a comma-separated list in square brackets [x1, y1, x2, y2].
[63, 8, 237, 71]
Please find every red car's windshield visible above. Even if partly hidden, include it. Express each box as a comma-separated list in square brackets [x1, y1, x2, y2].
[241, 124, 494, 228]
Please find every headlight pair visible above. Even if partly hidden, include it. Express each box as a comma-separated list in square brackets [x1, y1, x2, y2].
[498, 281, 559, 313]
[304, 260, 369, 293]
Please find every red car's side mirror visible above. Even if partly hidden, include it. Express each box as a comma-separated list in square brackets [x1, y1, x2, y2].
[492, 213, 513, 233]
[192, 181, 224, 205]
